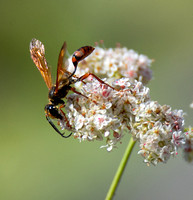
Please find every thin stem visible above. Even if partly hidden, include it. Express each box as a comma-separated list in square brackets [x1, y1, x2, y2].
[105, 137, 136, 200]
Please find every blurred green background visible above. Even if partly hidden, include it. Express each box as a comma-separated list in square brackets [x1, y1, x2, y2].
[1, 0, 193, 199]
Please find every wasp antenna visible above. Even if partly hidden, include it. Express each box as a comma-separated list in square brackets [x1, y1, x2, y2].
[46, 116, 72, 138]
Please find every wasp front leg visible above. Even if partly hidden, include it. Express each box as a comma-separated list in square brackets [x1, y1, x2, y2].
[59, 104, 73, 130]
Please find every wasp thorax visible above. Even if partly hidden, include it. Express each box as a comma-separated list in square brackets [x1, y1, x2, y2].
[48, 86, 56, 99]
[48, 86, 65, 104]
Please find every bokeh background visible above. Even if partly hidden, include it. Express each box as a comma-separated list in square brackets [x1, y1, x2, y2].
[1, 0, 193, 199]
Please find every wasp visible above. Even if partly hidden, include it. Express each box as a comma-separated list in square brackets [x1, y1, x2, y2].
[30, 39, 116, 138]
[30, 39, 95, 138]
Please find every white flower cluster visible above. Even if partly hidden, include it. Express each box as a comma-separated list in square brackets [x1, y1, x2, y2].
[67, 45, 153, 85]
[60, 76, 185, 165]
[56, 42, 190, 165]
[133, 102, 185, 165]
[182, 127, 193, 163]
[63, 78, 150, 152]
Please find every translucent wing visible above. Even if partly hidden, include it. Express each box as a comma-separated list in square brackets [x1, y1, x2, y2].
[30, 38, 52, 89]
[55, 42, 72, 92]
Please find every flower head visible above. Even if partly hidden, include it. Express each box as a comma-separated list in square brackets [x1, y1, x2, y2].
[60, 78, 150, 151]
[135, 102, 185, 165]
[182, 127, 193, 163]
[58, 41, 186, 165]
[59, 76, 185, 165]
[67, 44, 153, 85]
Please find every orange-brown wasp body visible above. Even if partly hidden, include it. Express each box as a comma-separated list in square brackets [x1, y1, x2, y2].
[30, 39, 95, 138]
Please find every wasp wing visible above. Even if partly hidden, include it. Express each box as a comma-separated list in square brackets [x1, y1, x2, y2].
[30, 38, 52, 89]
[55, 43, 95, 92]
[55, 42, 72, 92]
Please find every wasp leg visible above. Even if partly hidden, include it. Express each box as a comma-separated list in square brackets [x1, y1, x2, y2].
[59, 104, 72, 129]
[46, 115, 72, 138]
[70, 87, 98, 104]
[78, 73, 118, 91]
[70, 87, 88, 99]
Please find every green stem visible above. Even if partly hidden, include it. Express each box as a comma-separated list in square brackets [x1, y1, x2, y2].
[105, 137, 136, 200]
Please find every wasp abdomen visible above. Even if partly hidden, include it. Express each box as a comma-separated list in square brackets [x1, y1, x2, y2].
[72, 46, 95, 66]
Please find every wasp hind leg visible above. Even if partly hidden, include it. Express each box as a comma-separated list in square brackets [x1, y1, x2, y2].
[78, 73, 118, 91]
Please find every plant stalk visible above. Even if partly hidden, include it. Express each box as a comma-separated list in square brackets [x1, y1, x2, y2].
[105, 137, 136, 200]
